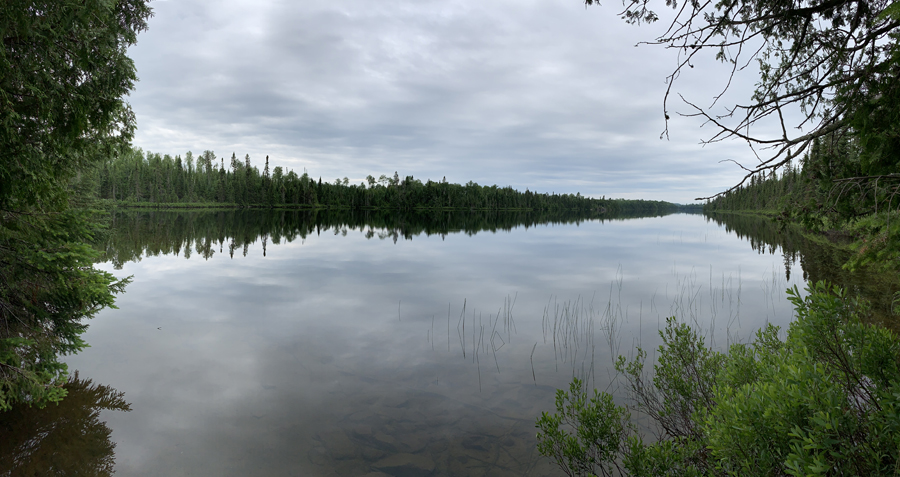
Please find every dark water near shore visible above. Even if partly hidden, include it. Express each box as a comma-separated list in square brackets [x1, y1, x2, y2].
[3, 209, 892, 476]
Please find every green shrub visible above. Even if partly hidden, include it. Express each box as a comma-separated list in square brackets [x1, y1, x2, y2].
[536, 281, 900, 476]
[536, 378, 632, 477]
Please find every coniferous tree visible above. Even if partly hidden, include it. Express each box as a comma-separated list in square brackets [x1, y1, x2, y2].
[0, 0, 151, 409]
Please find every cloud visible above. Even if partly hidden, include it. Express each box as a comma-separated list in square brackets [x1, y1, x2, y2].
[128, 0, 765, 202]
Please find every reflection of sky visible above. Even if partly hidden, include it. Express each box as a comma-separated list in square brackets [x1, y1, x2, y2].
[67, 213, 802, 475]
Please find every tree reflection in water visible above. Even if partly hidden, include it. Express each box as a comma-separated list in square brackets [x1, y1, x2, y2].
[705, 212, 899, 327]
[0, 372, 130, 476]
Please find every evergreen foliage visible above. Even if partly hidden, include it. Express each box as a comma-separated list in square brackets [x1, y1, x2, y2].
[0, 0, 151, 410]
[705, 132, 900, 272]
[95, 147, 679, 214]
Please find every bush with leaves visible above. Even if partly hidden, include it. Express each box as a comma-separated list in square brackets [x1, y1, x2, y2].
[536, 281, 900, 476]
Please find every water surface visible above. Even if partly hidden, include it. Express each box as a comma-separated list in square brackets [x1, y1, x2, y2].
[17, 210, 815, 476]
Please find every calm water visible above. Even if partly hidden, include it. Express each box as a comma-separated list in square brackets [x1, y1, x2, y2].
[5, 210, 822, 476]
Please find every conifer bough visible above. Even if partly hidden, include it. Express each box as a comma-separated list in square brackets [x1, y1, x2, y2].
[0, 0, 152, 410]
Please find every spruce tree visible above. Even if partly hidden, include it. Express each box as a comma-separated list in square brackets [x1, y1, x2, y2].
[0, 0, 152, 410]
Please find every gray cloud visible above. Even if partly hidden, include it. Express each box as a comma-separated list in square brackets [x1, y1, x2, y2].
[129, 0, 767, 202]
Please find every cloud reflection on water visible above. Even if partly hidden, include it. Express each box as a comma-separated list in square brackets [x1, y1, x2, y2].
[67, 211, 801, 475]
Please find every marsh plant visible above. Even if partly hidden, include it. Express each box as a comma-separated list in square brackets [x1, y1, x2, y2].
[536, 281, 900, 476]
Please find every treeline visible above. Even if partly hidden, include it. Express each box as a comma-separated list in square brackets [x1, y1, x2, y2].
[90, 147, 677, 215]
[705, 133, 900, 271]
[98, 208, 675, 269]
[706, 133, 898, 218]
[702, 157, 805, 214]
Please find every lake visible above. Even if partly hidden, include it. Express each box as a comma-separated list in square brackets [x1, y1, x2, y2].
[3, 209, 864, 476]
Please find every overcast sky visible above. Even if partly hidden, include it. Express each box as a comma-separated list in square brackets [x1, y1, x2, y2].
[128, 0, 769, 203]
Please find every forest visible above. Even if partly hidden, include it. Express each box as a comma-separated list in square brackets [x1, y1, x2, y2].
[90, 147, 678, 215]
[704, 132, 900, 272]
[4, 0, 900, 474]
